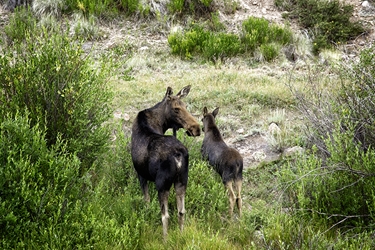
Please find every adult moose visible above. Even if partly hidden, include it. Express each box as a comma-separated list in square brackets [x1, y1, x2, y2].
[131, 85, 200, 239]
[201, 107, 243, 218]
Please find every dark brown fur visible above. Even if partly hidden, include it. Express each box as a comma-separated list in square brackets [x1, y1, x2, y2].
[131, 85, 200, 239]
[201, 107, 243, 218]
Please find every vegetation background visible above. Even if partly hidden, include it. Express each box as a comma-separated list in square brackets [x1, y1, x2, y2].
[1, 0, 375, 249]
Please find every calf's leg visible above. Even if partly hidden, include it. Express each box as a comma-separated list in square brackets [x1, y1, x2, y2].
[235, 179, 243, 217]
[225, 180, 236, 218]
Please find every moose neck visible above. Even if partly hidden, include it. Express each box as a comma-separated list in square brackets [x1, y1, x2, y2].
[205, 119, 223, 140]
[146, 100, 172, 135]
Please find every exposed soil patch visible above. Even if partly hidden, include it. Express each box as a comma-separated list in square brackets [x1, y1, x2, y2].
[228, 133, 281, 169]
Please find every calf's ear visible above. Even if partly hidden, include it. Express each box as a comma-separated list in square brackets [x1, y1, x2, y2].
[212, 107, 219, 118]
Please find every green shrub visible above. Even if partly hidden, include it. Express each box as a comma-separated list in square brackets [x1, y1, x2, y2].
[0, 17, 113, 173]
[281, 123, 375, 229]
[259, 43, 280, 62]
[168, 0, 214, 16]
[4, 7, 36, 44]
[168, 17, 292, 62]
[338, 46, 375, 151]
[0, 113, 82, 248]
[276, 0, 365, 54]
[284, 46, 375, 231]
[168, 24, 210, 59]
[202, 32, 242, 62]
[186, 160, 228, 220]
[241, 17, 292, 53]
[168, 0, 185, 13]
[64, 0, 142, 17]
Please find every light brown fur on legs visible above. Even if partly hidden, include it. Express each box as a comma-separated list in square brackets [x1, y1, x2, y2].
[235, 179, 243, 217]
[175, 183, 186, 232]
[159, 191, 170, 239]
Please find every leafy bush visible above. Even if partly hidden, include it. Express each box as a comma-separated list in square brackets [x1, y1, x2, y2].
[0, 113, 82, 248]
[168, 17, 292, 62]
[338, 46, 375, 151]
[275, 0, 365, 54]
[259, 43, 280, 62]
[4, 6, 36, 43]
[63, 0, 142, 17]
[241, 17, 292, 54]
[168, 24, 210, 59]
[202, 32, 242, 62]
[281, 124, 375, 229]
[168, 0, 214, 16]
[283, 46, 375, 231]
[0, 12, 113, 173]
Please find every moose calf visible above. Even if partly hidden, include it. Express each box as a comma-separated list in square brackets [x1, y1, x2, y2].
[201, 107, 243, 218]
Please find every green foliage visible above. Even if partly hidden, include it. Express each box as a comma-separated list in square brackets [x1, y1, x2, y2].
[241, 17, 292, 54]
[338, 46, 375, 151]
[0, 13, 113, 173]
[284, 47, 375, 230]
[168, 0, 184, 13]
[259, 43, 280, 62]
[168, 24, 210, 59]
[168, 17, 292, 62]
[4, 7, 36, 44]
[202, 32, 242, 62]
[186, 160, 228, 219]
[0, 113, 82, 248]
[209, 11, 226, 32]
[275, 0, 365, 54]
[168, 0, 214, 16]
[64, 0, 143, 17]
[281, 124, 375, 229]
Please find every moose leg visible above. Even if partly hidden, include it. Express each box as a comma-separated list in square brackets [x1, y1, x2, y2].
[138, 174, 150, 202]
[235, 179, 243, 217]
[225, 180, 236, 218]
[158, 190, 170, 239]
[175, 183, 187, 232]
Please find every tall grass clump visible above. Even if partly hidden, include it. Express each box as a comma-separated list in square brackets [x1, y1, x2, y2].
[281, 46, 375, 242]
[32, 0, 64, 17]
[275, 0, 365, 54]
[0, 10, 114, 173]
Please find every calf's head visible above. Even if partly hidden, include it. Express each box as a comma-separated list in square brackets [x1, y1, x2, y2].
[202, 107, 219, 132]
[164, 85, 200, 137]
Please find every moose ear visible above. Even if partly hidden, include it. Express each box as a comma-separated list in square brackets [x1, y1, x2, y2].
[165, 87, 173, 98]
[212, 107, 219, 118]
[203, 107, 208, 116]
[176, 85, 191, 98]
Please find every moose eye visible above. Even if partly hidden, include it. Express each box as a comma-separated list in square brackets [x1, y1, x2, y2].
[174, 108, 180, 113]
